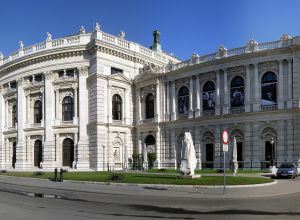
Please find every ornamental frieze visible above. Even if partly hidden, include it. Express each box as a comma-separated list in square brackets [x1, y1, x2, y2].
[59, 90, 74, 103]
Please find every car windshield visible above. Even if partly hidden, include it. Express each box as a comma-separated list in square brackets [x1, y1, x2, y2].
[279, 164, 294, 168]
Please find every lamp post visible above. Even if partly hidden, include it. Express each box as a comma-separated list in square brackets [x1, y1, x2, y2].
[270, 138, 274, 166]
[102, 145, 105, 171]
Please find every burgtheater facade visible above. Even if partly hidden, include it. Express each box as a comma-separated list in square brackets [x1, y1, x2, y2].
[0, 24, 300, 171]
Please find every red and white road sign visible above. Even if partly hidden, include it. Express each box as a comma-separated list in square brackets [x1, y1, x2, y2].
[222, 129, 229, 145]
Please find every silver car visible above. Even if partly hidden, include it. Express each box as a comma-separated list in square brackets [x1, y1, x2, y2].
[276, 163, 298, 178]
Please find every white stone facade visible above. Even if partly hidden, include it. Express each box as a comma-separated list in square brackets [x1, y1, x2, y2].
[1, 27, 300, 171]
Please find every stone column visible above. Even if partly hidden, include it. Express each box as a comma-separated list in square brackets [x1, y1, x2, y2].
[76, 67, 90, 170]
[0, 90, 4, 169]
[25, 93, 30, 127]
[195, 75, 201, 117]
[40, 88, 45, 127]
[245, 64, 251, 112]
[155, 129, 161, 168]
[26, 136, 30, 164]
[4, 99, 8, 129]
[165, 81, 170, 121]
[188, 77, 194, 118]
[42, 71, 56, 169]
[223, 69, 229, 114]
[55, 134, 60, 166]
[215, 71, 221, 115]
[278, 60, 284, 109]
[214, 125, 221, 168]
[170, 129, 176, 169]
[170, 81, 176, 120]
[5, 138, 9, 164]
[73, 133, 78, 168]
[253, 63, 260, 111]
[155, 79, 160, 122]
[287, 59, 293, 108]
[124, 88, 130, 124]
[107, 84, 113, 123]
[73, 84, 78, 124]
[54, 86, 60, 125]
[15, 78, 30, 169]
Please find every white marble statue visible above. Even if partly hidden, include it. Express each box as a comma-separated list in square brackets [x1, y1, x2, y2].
[180, 132, 197, 175]
[233, 137, 238, 176]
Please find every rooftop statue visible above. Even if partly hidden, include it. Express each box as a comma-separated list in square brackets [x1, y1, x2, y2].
[46, 32, 52, 42]
[79, 26, 86, 34]
[19, 41, 24, 50]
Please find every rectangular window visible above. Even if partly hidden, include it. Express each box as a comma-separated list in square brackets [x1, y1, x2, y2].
[111, 67, 123, 75]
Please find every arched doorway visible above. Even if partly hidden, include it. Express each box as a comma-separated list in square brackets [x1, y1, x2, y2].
[12, 142, 16, 168]
[62, 138, 74, 167]
[262, 128, 277, 168]
[203, 132, 214, 168]
[144, 135, 156, 169]
[34, 140, 43, 168]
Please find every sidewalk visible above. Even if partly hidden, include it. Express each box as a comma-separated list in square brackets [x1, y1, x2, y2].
[0, 174, 299, 199]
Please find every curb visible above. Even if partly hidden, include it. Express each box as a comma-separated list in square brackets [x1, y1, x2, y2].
[0, 175, 277, 189]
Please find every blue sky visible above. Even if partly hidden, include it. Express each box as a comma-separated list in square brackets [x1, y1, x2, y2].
[1, 0, 300, 60]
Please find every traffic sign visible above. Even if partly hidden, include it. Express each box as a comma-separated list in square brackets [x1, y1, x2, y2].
[222, 129, 229, 145]
[223, 144, 228, 152]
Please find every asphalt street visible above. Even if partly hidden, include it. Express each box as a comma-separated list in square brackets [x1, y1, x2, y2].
[0, 175, 299, 220]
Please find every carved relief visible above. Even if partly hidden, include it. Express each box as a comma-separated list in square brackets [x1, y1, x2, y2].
[227, 66, 246, 76]
[59, 90, 74, 103]
[77, 66, 89, 76]
[110, 87, 125, 98]
[112, 137, 123, 162]
[140, 84, 156, 102]
[258, 61, 278, 75]
[175, 78, 189, 91]
[30, 94, 42, 107]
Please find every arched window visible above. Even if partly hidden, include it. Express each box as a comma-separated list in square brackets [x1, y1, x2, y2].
[230, 76, 245, 108]
[261, 72, 277, 106]
[34, 100, 42, 124]
[34, 140, 43, 168]
[144, 135, 156, 169]
[202, 81, 215, 111]
[12, 104, 17, 127]
[62, 96, 74, 121]
[62, 138, 74, 167]
[177, 86, 189, 115]
[145, 93, 155, 119]
[112, 94, 122, 120]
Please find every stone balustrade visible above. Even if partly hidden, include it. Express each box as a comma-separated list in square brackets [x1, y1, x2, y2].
[0, 28, 174, 67]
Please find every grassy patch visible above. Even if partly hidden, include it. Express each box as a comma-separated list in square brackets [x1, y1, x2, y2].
[0, 172, 273, 185]
[146, 169, 270, 174]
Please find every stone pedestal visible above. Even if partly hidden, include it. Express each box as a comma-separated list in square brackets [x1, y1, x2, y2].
[178, 174, 201, 179]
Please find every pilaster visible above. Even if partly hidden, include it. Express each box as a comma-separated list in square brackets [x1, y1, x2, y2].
[76, 66, 90, 170]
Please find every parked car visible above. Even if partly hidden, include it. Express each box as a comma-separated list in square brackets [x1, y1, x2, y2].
[276, 163, 298, 178]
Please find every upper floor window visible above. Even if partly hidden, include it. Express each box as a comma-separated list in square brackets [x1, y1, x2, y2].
[34, 100, 43, 124]
[12, 104, 17, 127]
[261, 72, 277, 106]
[177, 86, 189, 115]
[111, 67, 123, 75]
[10, 81, 16, 89]
[202, 81, 215, 111]
[112, 94, 122, 120]
[59, 69, 75, 78]
[62, 96, 74, 121]
[230, 76, 245, 108]
[145, 93, 155, 119]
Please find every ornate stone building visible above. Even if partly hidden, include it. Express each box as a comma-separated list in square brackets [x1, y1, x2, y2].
[0, 25, 300, 171]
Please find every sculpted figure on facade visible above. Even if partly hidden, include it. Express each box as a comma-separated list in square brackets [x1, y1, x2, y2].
[46, 32, 52, 42]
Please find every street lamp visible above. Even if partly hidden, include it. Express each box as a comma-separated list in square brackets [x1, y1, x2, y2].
[102, 145, 105, 171]
[270, 138, 274, 167]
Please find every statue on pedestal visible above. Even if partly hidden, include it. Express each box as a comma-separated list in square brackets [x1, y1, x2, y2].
[180, 132, 198, 176]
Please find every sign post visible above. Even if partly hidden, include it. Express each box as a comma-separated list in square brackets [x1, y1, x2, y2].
[222, 129, 229, 194]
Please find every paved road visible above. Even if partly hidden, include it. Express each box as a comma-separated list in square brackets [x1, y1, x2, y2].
[0, 175, 299, 220]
